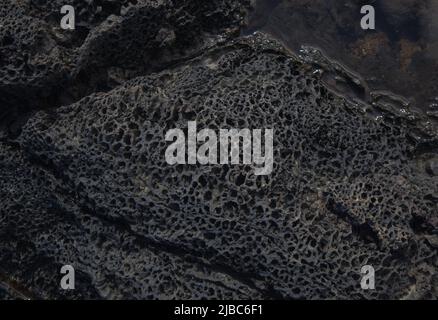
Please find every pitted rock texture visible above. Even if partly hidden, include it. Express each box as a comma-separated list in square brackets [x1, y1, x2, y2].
[3, 34, 434, 299]
[0, 1, 437, 300]
[0, 0, 250, 131]
[0, 142, 264, 299]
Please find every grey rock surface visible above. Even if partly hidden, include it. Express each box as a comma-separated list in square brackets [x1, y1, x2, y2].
[1, 0, 250, 133]
[0, 0, 437, 299]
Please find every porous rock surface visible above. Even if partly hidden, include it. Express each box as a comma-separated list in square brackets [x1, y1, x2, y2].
[0, 1, 437, 299]
[0, 0, 250, 131]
